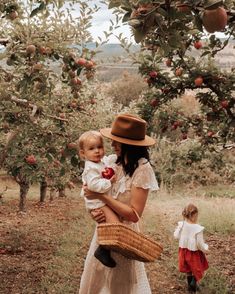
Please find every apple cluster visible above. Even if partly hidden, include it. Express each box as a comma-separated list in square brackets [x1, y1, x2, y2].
[110, 0, 235, 145]
[62, 52, 96, 98]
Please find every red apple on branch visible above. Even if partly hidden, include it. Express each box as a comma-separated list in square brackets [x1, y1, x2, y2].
[177, 4, 191, 13]
[85, 60, 95, 69]
[9, 11, 18, 20]
[220, 100, 229, 109]
[149, 71, 158, 78]
[165, 59, 172, 67]
[26, 45, 36, 55]
[25, 155, 37, 165]
[71, 78, 82, 86]
[207, 131, 215, 137]
[150, 99, 158, 107]
[39, 46, 47, 55]
[194, 41, 202, 49]
[175, 68, 183, 76]
[194, 76, 203, 87]
[202, 7, 227, 33]
[181, 133, 188, 140]
[76, 58, 87, 67]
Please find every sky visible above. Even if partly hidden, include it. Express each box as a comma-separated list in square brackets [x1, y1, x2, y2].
[82, 1, 134, 43]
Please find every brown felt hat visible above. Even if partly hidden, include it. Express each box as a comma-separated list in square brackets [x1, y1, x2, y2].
[100, 114, 156, 146]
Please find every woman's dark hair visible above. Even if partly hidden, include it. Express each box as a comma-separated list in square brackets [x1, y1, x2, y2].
[116, 143, 150, 177]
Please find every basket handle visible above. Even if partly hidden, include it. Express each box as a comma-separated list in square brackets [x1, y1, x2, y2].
[131, 206, 140, 221]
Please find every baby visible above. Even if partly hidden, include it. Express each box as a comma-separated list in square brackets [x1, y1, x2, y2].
[77, 130, 120, 268]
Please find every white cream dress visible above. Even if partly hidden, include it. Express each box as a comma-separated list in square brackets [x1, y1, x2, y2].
[79, 158, 159, 294]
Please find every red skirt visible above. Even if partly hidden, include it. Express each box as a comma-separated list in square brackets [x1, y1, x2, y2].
[178, 248, 209, 281]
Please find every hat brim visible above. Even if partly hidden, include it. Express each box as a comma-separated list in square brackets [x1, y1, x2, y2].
[100, 128, 156, 146]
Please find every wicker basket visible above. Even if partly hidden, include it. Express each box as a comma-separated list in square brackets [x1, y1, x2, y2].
[97, 223, 163, 262]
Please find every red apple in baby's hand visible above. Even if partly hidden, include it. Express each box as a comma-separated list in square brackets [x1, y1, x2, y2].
[101, 167, 115, 179]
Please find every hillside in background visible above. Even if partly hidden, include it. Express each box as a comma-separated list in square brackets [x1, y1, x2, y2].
[95, 39, 235, 81]
[1, 39, 235, 82]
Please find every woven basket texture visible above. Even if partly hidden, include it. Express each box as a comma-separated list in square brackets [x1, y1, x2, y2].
[97, 223, 163, 262]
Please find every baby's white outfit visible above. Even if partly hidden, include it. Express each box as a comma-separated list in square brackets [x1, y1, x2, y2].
[174, 221, 209, 252]
[81, 154, 117, 211]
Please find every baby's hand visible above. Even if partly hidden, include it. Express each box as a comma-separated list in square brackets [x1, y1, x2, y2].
[110, 174, 116, 183]
[91, 208, 106, 223]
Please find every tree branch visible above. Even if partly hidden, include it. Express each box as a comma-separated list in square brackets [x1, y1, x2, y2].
[0, 38, 9, 46]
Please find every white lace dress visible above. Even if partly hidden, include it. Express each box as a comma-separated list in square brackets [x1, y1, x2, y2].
[79, 158, 159, 294]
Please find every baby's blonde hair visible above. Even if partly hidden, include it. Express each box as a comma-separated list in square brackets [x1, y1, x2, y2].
[77, 130, 103, 150]
[182, 203, 198, 220]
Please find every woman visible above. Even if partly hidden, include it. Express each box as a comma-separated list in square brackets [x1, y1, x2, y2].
[79, 113, 159, 294]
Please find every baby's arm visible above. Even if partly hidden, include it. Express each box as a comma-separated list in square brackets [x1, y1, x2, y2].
[196, 231, 209, 252]
[173, 222, 183, 239]
[86, 168, 112, 193]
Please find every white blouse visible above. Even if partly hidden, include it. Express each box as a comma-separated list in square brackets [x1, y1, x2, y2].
[111, 158, 159, 198]
[174, 221, 209, 252]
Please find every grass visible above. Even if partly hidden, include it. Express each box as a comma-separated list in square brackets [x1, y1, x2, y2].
[154, 185, 235, 234]
[0, 181, 234, 293]
[39, 208, 94, 294]
[195, 184, 235, 199]
[200, 268, 230, 294]
[198, 197, 235, 234]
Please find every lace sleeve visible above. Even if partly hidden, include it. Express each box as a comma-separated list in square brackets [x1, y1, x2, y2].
[131, 162, 159, 191]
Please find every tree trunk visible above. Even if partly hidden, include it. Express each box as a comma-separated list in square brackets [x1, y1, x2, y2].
[49, 187, 56, 201]
[19, 181, 30, 212]
[39, 180, 47, 203]
[58, 187, 66, 198]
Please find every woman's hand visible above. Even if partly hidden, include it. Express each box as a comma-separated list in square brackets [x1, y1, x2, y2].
[90, 208, 106, 223]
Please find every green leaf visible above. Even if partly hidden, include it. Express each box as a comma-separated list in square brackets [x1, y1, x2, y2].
[77, 67, 83, 76]
[108, 1, 121, 9]
[47, 147, 57, 154]
[122, 11, 131, 23]
[201, 51, 211, 57]
[223, 39, 229, 47]
[60, 167, 66, 176]
[46, 153, 54, 163]
[53, 53, 60, 60]
[30, 8, 40, 18]
[157, 8, 168, 18]
[30, 2, 45, 18]
[11, 167, 20, 177]
[194, 14, 203, 32]
[204, 0, 223, 9]
[71, 156, 79, 167]
[133, 29, 147, 43]
[60, 156, 66, 163]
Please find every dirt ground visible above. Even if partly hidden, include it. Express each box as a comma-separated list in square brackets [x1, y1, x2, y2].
[0, 178, 234, 294]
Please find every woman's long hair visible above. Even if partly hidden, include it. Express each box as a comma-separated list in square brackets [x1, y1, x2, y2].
[116, 143, 150, 177]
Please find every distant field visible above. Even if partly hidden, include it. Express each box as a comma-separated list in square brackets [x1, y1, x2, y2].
[1, 41, 235, 82]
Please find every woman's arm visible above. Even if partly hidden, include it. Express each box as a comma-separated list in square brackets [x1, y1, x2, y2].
[90, 185, 149, 223]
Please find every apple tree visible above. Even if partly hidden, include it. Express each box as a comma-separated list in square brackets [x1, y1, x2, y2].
[107, 0, 235, 148]
[0, 0, 102, 211]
